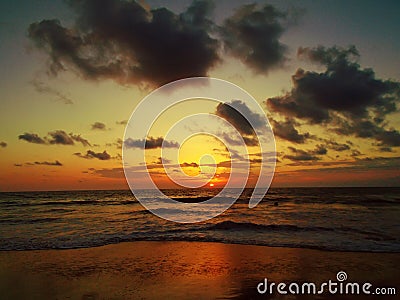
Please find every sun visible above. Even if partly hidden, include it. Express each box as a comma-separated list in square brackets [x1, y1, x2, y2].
[209, 183, 215, 187]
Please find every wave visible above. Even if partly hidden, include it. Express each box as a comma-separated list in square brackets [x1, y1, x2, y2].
[170, 196, 213, 203]
[2, 235, 398, 253]
[0, 199, 138, 207]
[206, 221, 335, 232]
[0, 217, 61, 225]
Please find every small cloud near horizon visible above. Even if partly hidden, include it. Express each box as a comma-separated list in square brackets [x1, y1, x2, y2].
[18, 130, 91, 147]
[74, 150, 112, 160]
[14, 160, 63, 167]
[91, 122, 107, 130]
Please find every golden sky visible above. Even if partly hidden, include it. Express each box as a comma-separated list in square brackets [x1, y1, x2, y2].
[0, 0, 399, 191]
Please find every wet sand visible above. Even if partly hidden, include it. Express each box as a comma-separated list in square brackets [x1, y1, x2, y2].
[0, 241, 399, 299]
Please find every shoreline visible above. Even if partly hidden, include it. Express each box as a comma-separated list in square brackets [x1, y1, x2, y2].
[1, 239, 399, 254]
[1, 241, 399, 299]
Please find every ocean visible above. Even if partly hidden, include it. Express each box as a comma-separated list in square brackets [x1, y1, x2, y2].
[0, 187, 399, 252]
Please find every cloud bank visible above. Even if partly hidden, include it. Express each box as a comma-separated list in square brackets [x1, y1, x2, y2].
[266, 46, 400, 148]
[28, 0, 295, 87]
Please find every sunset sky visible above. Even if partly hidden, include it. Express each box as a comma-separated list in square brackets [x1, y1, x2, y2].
[0, 0, 399, 191]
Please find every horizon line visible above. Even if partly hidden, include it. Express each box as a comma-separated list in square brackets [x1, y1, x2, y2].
[1, 186, 399, 193]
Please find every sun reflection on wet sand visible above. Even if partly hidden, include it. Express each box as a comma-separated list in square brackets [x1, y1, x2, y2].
[0, 241, 399, 299]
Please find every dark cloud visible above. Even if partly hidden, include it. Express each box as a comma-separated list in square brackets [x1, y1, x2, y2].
[153, 157, 172, 165]
[106, 138, 123, 149]
[297, 45, 359, 66]
[379, 147, 393, 153]
[15, 160, 63, 167]
[216, 100, 263, 146]
[47, 130, 74, 145]
[34, 160, 63, 166]
[180, 162, 199, 168]
[220, 3, 292, 73]
[284, 148, 318, 161]
[69, 133, 91, 147]
[18, 133, 46, 144]
[30, 78, 73, 104]
[312, 138, 351, 152]
[124, 136, 179, 149]
[74, 150, 111, 160]
[28, 1, 296, 87]
[28, 0, 220, 87]
[116, 120, 127, 126]
[334, 118, 400, 147]
[270, 118, 310, 143]
[0, 141, 7, 148]
[18, 131, 91, 146]
[266, 46, 400, 147]
[219, 132, 259, 147]
[313, 144, 327, 155]
[375, 130, 400, 147]
[91, 122, 107, 130]
[284, 145, 327, 161]
[324, 140, 351, 152]
[285, 156, 400, 173]
[216, 100, 263, 135]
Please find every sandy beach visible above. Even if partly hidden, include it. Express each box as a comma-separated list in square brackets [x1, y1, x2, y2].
[0, 241, 399, 299]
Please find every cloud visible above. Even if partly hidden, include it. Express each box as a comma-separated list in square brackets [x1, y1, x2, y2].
[220, 3, 295, 73]
[18, 130, 91, 146]
[124, 136, 179, 149]
[270, 118, 310, 143]
[219, 132, 258, 147]
[180, 162, 199, 168]
[216, 100, 263, 146]
[284, 145, 327, 161]
[18, 133, 46, 144]
[47, 130, 75, 145]
[27, 0, 220, 87]
[86, 167, 124, 178]
[284, 156, 400, 172]
[116, 120, 127, 126]
[69, 133, 91, 147]
[28, 1, 296, 87]
[30, 78, 73, 104]
[297, 45, 359, 66]
[379, 147, 393, 153]
[34, 160, 63, 166]
[106, 138, 123, 149]
[313, 144, 327, 155]
[0, 141, 7, 148]
[15, 160, 63, 167]
[216, 100, 263, 135]
[74, 150, 111, 160]
[152, 157, 172, 165]
[266, 45, 400, 146]
[333, 118, 400, 147]
[91, 122, 106, 130]
[323, 140, 351, 152]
